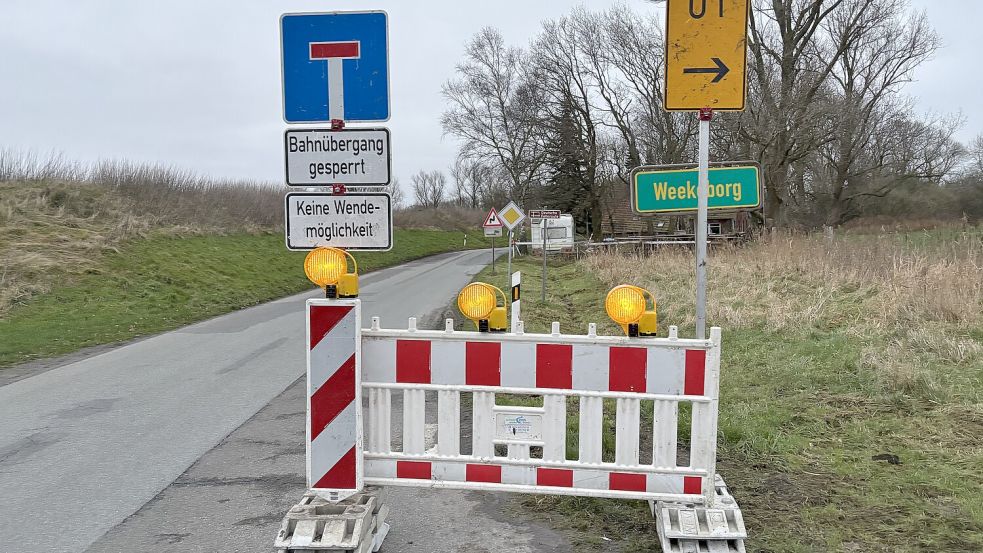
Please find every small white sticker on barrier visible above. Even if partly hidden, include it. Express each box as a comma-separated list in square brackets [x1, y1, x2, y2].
[494, 411, 543, 441]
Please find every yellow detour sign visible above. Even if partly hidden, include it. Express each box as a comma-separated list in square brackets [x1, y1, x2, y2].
[664, 0, 749, 111]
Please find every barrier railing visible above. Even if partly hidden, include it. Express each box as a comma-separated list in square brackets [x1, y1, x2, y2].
[357, 313, 722, 506]
[304, 298, 745, 551]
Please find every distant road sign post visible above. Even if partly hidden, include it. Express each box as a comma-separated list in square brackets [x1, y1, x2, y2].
[631, 164, 760, 213]
[528, 209, 560, 219]
[541, 219, 548, 302]
[285, 128, 391, 186]
[498, 201, 526, 279]
[498, 202, 525, 231]
[281, 11, 390, 123]
[483, 208, 504, 274]
[664, 0, 749, 339]
[285, 192, 392, 251]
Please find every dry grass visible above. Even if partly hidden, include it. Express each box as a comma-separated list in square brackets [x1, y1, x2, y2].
[0, 180, 152, 312]
[553, 226, 983, 550]
[0, 150, 284, 315]
[584, 226, 982, 399]
[394, 205, 487, 231]
[0, 150, 491, 318]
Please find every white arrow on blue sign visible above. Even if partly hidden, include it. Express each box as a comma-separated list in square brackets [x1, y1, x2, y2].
[280, 11, 390, 123]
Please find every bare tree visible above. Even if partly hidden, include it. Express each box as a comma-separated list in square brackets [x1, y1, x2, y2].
[814, 0, 943, 224]
[411, 170, 446, 208]
[446, 1, 956, 228]
[970, 134, 983, 174]
[441, 28, 547, 203]
[574, 6, 696, 172]
[384, 177, 404, 208]
[531, 14, 613, 234]
[450, 157, 489, 209]
[741, 0, 868, 223]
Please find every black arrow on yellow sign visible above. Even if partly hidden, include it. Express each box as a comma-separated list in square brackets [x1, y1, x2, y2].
[683, 57, 730, 83]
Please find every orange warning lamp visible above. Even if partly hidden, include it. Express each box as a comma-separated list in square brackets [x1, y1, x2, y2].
[304, 247, 359, 298]
[457, 282, 508, 332]
[605, 285, 657, 337]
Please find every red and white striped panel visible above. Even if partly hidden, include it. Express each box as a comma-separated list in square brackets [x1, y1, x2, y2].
[307, 299, 362, 498]
[362, 337, 708, 397]
[364, 459, 703, 498]
[361, 333, 712, 500]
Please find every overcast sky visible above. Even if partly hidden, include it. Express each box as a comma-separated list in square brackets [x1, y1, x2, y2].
[0, 0, 979, 194]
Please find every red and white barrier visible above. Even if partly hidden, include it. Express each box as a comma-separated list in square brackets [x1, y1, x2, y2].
[304, 298, 743, 549]
[359, 317, 722, 505]
[307, 300, 363, 501]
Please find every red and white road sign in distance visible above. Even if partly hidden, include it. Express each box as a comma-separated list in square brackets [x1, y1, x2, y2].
[483, 208, 503, 228]
[529, 209, 561, 219]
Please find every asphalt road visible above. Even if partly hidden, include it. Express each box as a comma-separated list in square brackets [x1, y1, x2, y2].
[0, 248, 573, 552]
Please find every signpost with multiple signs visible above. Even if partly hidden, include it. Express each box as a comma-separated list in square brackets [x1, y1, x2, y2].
[280, 10, 394, 253]
[482, 208, 504, 273]
[498, 201, 525, 278]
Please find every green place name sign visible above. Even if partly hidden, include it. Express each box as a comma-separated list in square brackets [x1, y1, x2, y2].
[632, 165, 761, 214]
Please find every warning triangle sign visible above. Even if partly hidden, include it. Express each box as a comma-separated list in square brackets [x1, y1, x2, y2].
[482, 208, 503, 228]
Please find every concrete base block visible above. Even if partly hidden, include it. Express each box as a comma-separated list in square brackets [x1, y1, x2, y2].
[276, 487, 390, 553]
[656, 475, 747, 553]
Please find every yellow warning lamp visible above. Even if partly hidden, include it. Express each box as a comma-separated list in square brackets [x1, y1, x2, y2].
[605, 285, 658, 337]
[304, 247, 359, 298]
[457, 282, 508, 332]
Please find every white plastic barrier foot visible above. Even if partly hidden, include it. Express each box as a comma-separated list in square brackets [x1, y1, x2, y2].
[656, 475, 747, 553]
[275, 486, 390, 553]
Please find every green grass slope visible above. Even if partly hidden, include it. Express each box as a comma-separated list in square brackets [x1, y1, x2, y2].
[0, 229, 488, 367]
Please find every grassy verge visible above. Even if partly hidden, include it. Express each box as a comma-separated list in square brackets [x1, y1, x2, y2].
[0, 229, 489, 368]
[466, 227, 983, 552]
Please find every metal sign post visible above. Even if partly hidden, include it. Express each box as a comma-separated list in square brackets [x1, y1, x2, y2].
[662, 0, 749, 338]
[541, 219, 548, 302]
[483, 208, 504, 275]
[695, 108, 712, 339]
[510, 271, 521, 329]
[507, 230, 513, 278]
[498, 202, 525, 281]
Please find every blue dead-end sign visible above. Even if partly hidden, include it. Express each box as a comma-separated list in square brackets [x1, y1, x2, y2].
[281, 11, 390, 123]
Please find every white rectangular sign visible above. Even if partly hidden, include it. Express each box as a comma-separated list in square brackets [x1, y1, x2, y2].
[528, 209, 561, 219]
[494, 410, 543, 442]
[484, 227, 503, 237]
[285, 128, 391, 186]
[285, 192, 392, 251]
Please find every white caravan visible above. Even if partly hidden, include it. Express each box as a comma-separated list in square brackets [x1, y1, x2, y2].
[528, 214, 575, 253]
